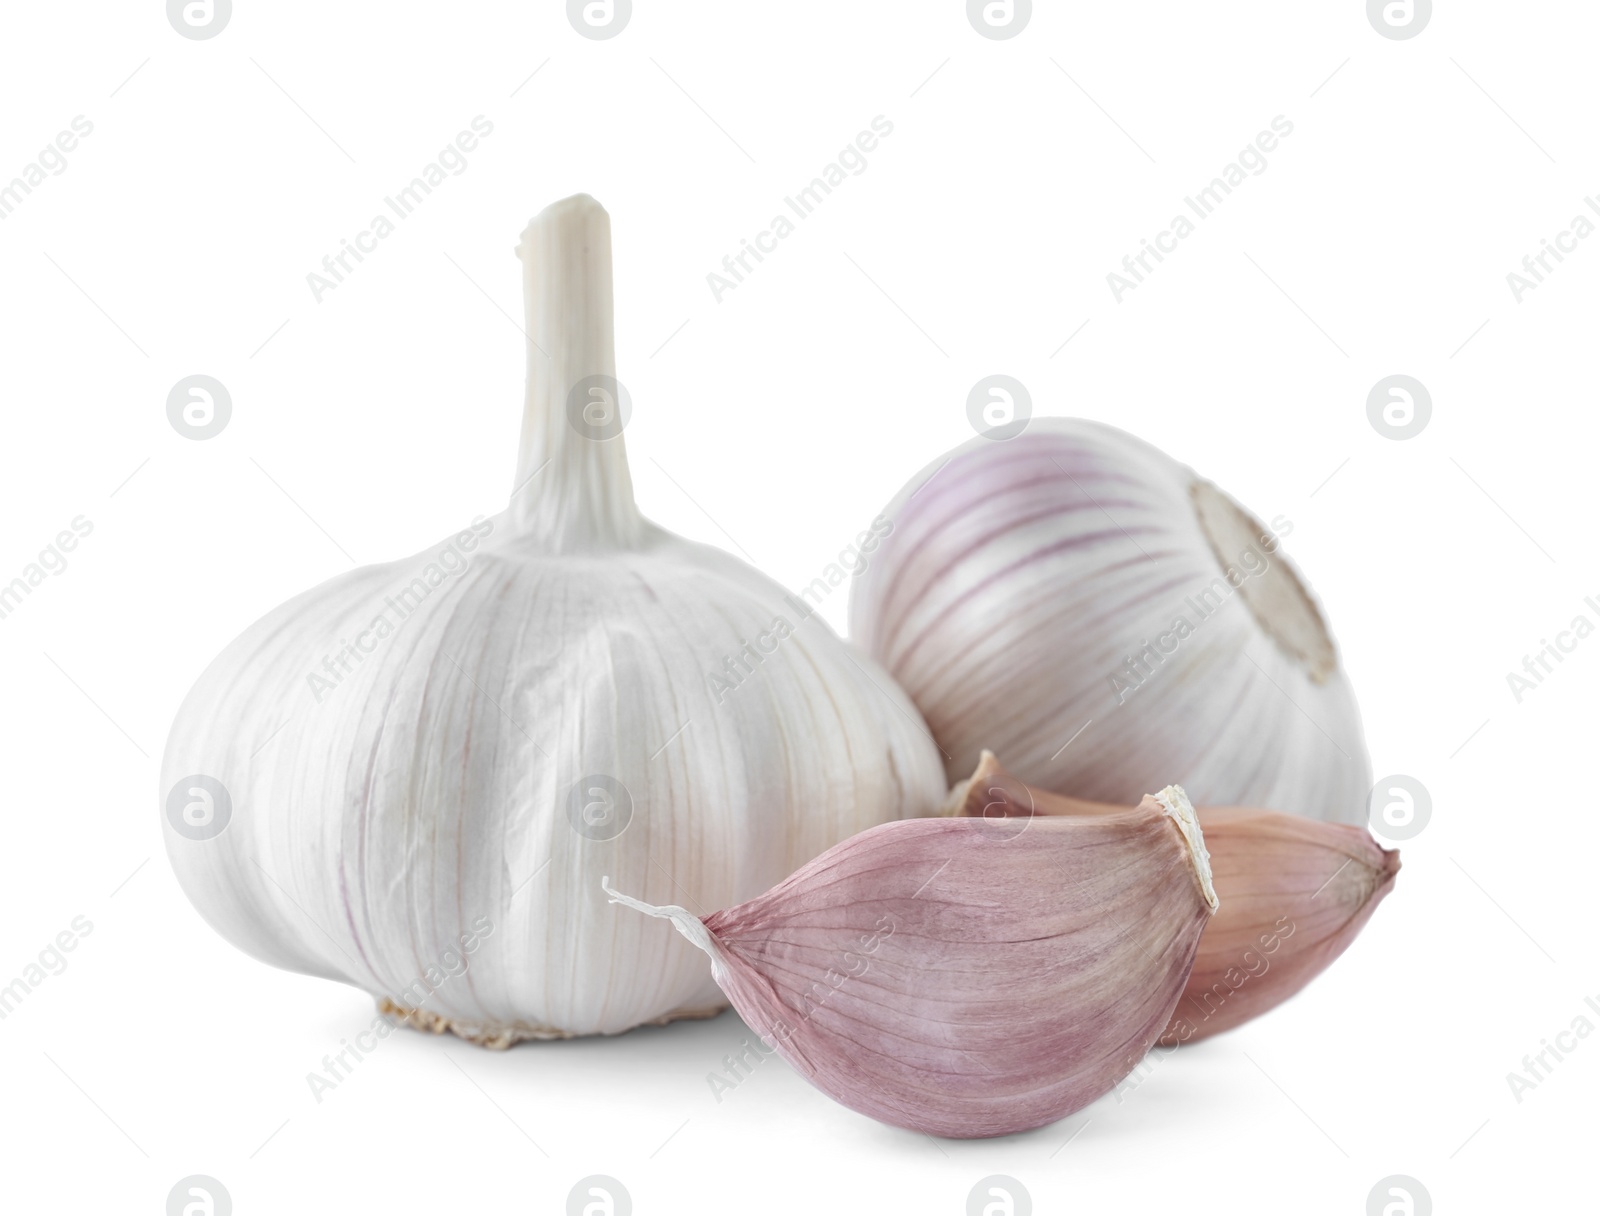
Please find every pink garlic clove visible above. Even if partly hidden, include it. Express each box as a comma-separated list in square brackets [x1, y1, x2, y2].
[603, 786, 1215, 1139]
[1158, 805, 1399, 1045]
[949, 751, 1399, 1044]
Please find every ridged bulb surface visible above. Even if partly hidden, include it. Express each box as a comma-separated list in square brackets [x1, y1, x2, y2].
[162, 195, 945, 1043]
[849, 418, 1370, 824]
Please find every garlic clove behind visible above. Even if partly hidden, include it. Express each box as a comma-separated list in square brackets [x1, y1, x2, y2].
[950, 752, 1398, 1044]
[1158, 805, 1399, 1045]
[604, 784, 1215, 1139]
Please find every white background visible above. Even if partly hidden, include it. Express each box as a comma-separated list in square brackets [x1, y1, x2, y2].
[0, 1, 1592, 1212]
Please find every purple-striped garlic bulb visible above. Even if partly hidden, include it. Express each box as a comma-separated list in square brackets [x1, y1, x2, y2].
[604, 782, 1217, 1139]
[849, 418, 1370, 824]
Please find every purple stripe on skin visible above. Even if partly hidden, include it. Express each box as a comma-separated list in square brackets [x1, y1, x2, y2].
[895, 550, 1201, 702]
[888, 532, 1191, 677]
[872, 498, 1162, 658]
[869, 432, 1178, 645]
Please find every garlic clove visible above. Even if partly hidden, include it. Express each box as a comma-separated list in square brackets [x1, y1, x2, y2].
[950, 752, 1398, 1044]
[849, 418, 1371, 824]
[160, 195, 947, 1043]
[603, 783, 1216, 1139]
[1158, 805, 1399, 1045]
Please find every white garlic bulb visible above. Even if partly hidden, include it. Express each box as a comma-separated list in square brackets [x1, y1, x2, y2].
[848, 418, 1369, 824]
[161, 195, 945, 1044]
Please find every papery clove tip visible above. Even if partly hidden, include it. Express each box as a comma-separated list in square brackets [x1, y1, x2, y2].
[939, 749, 1003, 817]
[1154, 784, 1218, 913]
[601, 877, 725, 976]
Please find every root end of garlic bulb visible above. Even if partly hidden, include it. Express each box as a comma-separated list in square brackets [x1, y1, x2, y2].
[602, 877, 729, 981]
[1190, 479, 1337, 685]
[1153, 785, 1219, 913]
[375, 996, 729, 1048]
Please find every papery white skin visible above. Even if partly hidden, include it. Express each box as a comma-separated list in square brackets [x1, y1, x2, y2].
[849, 419, 1370, 823]
[161, 195, 946, 1043]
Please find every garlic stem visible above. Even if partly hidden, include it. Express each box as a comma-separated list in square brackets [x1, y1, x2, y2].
[510, 194, 645, 552]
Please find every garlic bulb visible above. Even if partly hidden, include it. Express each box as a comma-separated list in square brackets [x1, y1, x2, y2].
[160, 194, 945, 1044]
[849, 418, 1370, 823]
[604, 784, 1216, 1139]
[949, 752, 1398, 1044]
